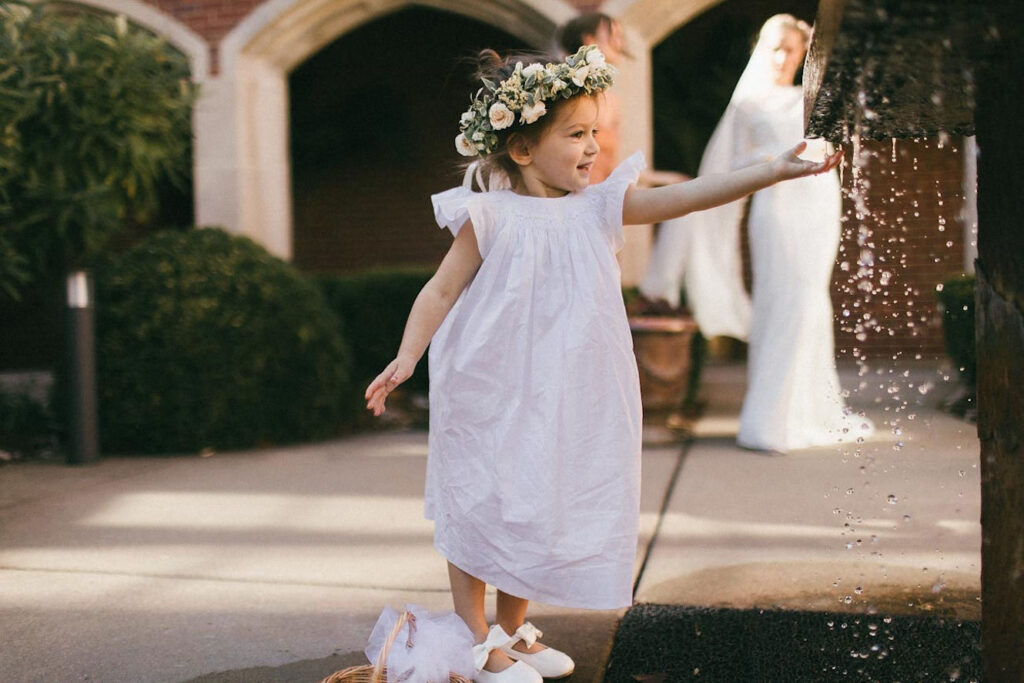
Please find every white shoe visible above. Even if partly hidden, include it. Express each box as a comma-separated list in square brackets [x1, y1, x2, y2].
[474, 661, 543, 683]
[499, 622, 575, 679]
[472, 625, 543, 683]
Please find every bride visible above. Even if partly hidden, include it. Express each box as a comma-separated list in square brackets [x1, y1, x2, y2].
[641, 14, 873, 452]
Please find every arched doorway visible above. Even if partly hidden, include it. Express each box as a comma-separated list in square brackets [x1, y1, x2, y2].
[205, 0, 573, 263]
[288, 7, 528, 272]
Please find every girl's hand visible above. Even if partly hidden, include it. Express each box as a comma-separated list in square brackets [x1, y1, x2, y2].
[365, 356, 416, 416]
[772, 141, 843, 181]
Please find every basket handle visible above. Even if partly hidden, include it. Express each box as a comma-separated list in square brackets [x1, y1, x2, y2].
[370, 610, 417, 683]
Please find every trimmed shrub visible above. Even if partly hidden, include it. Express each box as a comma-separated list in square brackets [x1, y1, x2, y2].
[95, 228, 352, 454]
[316, 268, 434, 395]
[936, 274, 976, 387]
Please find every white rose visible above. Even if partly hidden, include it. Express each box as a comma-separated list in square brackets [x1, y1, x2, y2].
[455, 133, 477, 157]
[586, 49, 606, 68]
[522, 63, 544, 80]
[521, 100, 547, 124]
[488, 102, 514, 130]
[571, 64, 591, 87]
[460, 111, 474, 125]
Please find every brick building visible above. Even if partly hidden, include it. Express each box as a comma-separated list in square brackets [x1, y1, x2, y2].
[67, 0, 973, 359]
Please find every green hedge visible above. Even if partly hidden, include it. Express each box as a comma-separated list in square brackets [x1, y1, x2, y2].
[936, 274, 976, 387]
[0, 385, 53, 460]
[315, 268, 434, 395]
[95, 228, 352, 454]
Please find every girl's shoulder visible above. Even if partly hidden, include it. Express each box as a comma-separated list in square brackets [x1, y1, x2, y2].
[585, 152, 646, 198]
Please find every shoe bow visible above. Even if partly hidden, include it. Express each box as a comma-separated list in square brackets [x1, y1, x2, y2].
[513, 622, 543, 648]
[472, 625, 515, 672]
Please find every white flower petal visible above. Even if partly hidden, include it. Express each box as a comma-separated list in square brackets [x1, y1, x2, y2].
[455, 133, 477, 156]
[521, 101, 547, 124]
[488, 102, 514, 130]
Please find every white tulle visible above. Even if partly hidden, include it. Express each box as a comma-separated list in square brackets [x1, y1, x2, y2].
[364, 605, 476, 683]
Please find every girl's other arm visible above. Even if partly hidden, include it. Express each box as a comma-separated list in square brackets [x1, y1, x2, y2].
[365, 221, 482, 416]
[622, 142, 842, 225]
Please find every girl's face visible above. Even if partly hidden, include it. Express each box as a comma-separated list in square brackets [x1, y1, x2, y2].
[771, 28, 808, 86]
[515, 96, 601, 198]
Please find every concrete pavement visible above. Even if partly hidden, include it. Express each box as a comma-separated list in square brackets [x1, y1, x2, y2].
[636, 361, 981, 618]
[0, 360, 979, 682]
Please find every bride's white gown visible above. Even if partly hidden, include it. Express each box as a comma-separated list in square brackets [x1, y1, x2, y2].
[734, 85, 873, 451]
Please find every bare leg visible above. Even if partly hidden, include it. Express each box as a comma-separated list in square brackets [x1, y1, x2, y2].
[448, 562, 515, 672]
[496, 590, 545, 654]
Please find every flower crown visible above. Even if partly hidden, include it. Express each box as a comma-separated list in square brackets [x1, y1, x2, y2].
[455, 45, 615, 157]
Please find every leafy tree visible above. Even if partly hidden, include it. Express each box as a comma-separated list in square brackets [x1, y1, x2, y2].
[0, 2, 196, 299]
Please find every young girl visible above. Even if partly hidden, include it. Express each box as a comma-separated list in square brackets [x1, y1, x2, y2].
[365, 46, 841, 683]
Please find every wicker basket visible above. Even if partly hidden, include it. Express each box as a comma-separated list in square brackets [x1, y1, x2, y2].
[321, 611, 473, 683]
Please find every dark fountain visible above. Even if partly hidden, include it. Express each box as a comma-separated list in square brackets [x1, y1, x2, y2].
[805, 1, 1022, 679]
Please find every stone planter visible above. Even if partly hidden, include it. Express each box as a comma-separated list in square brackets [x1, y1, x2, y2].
[629, 315, 699, 432]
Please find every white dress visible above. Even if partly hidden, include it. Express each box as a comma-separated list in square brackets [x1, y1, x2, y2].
[734, 86, 874, 451]
[425, 154, 645, 610]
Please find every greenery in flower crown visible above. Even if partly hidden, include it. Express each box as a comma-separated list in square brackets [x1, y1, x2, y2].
[455, 45, 616, 157]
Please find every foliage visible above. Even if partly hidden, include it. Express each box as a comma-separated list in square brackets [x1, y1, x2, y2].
[0, 2, 196, 299]
[315, 268, 434, 396]
[95, 229, 353, 454]
[456, 45, 615, 156]
[0, 384, 55, 461]
[936, 274, 976, 387]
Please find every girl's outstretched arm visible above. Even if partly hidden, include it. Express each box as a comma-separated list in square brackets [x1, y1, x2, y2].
[622, 142, 842, 226]
[365, 222, 482, 416]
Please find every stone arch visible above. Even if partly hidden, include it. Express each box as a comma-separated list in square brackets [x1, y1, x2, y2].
[609, 0, 728, 47]
[62, 0, 210, 80]
[223, 0, 575, 73]
[197, 0, 576, 262]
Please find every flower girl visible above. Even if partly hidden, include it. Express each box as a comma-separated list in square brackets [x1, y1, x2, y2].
[366, 45, 841, 682]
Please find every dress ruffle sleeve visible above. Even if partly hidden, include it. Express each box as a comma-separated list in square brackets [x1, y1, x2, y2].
[430, 186, 490, 256]
[596, 151, 646, 251]
[431, 187, 477, 236]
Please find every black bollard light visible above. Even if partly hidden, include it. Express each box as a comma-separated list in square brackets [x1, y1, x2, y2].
[65, 270, 98, 464]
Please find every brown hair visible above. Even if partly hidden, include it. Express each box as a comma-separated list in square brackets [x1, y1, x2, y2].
[467, 49, 590, 191]
[556, 12, 613, 56]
